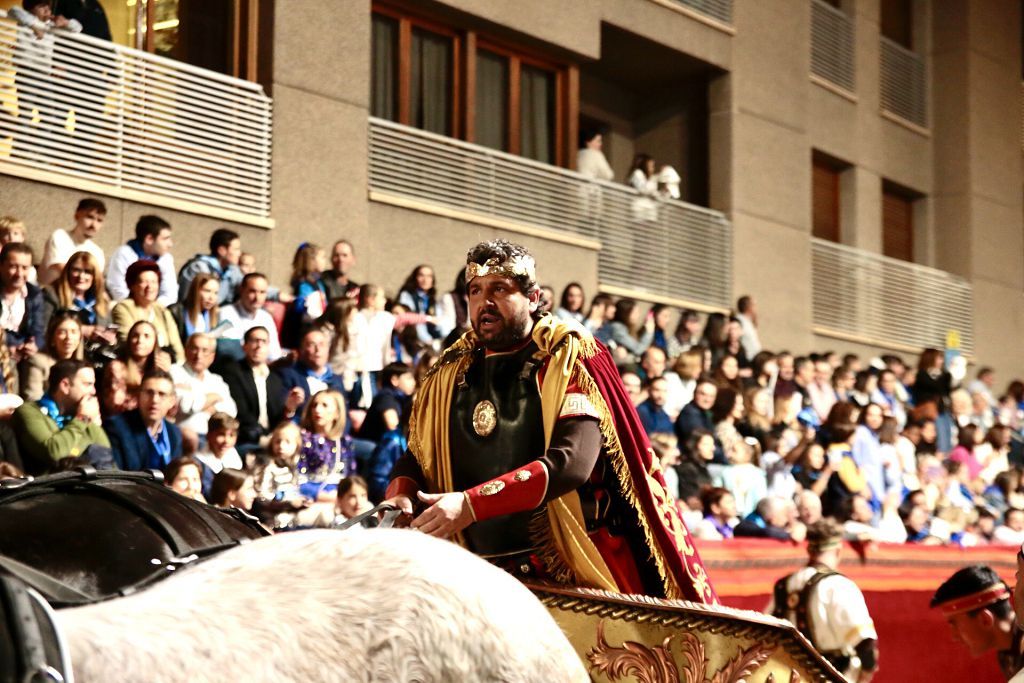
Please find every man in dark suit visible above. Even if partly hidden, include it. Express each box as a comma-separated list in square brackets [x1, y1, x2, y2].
[105, 370, 182, 471]
[674, 378, 725, 463]
[275, 327, 346, 417]
[223, 326, 301, 447]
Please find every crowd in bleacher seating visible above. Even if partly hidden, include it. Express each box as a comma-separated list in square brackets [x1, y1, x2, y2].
[0, 193, 1020, 551]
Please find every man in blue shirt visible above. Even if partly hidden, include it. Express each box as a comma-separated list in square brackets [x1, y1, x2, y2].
[105, 370, 182, 471]
[635, 376, 674, 436]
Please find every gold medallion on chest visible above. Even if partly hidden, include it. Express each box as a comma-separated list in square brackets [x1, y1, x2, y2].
[472, 400, 497, 437]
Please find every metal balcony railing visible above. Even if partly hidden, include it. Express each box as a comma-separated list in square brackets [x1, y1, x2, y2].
[880, 36, 927, 128]
[810, 0, 855, 93]
[811, 238, 973, 355]
[0, 13, 271, 221]
[368, 117, 733, 310]
[669, 0, 733, 24]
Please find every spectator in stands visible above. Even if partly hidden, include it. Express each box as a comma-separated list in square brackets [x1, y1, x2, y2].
[822, 417, 869, 518]
[555, 282, 585, 324]
[252, 421, 304, 522]
[676, 428, 715, 508]
[358, 284, 396, 391]
[773, 351, 796, 399]
[169, 333, 236, 443]
[648, 304, 673, 356]
[112, 260, 184, 362]
[638, 346, 666, 384]
[636, 376, 673, 436]
[106, 215, 177, 305]
[178, 228, 243, 305]
[734, 295, 761, 358]
[0, 243, 43, 364]
[366, 426, 408, 504]
[667, 309, 701, 359]
[320, 239, 360, 301]
[297, 389, 355, 502]
[219, 272, 283, 362]
[712, 354, 744, 394]
[649, 432, 681, 500]
[41, 250, 113, 351]
[913, 347, 953, 418]
[790, 356, 814, 409]
[795, 489, 823, 526]
[21, 311, 82, 401]
[359, 362, 414, 444]
[701, 313, 728, 365]
[982, 425, 1013, 484]
[849, 370, 877, 409]
[397, 264, 444, 351]
[105, 370, 182, 471]
[333, 475, 373, 527]
[319, 298, 368, 405]
[604, 298, 653, 364]
[872, 368, 907, 429]
[171, 272, 220, 341]
[583, 293, 613, 335]
[949, 424, 985, 482]
[0, 218, 36, 285]
[831, 365, 855, 404]
[675, 379, 724, 463]
[663, 347, 701, 420]
[840, 492, 907, 544]
[40, 197, 106, 285]
[13, 358, 108, 474]
[967, 367, 998, 411]
[209, 468, 256, 511]
[992, 508, 1024, 546]
[627, 153, 657, 195]
[711, 387, 746, 464]
[437, 269, 469, 346]
[276, 327, 345, 417]
[162, 455, 205, 502]
[193, 412, 243, 500]
[721, 318, 750, 371]
[99, 359, 132, 420]
[749, 351, 778, 392]
[53, 0, 110, 40]
[223, 326, 291, 449]
[792, 442, 831, 498]
[620, 370, 644, 407]
[734, 496, 806, 542]
[807, 358, 837, 422]
[117, 320, 170, 403]
[284, 243, 329, 346]
[238, 253, 256, 275]
[694, 486, 737, 540]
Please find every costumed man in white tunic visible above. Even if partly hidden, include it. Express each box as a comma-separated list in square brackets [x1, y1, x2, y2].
[766, 519, 879, 682]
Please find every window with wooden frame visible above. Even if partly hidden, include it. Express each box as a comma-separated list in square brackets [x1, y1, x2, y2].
[812, 156, 842, 242]
[371, 4, 573, 167]
[882, 182, 916, 262]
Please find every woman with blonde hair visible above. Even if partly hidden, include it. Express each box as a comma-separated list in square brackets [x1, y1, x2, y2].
[21, 311, 84, 401]
[297, 389, 356, 502]
[41, 250, 112, 345]
[663, 347, 702, 420]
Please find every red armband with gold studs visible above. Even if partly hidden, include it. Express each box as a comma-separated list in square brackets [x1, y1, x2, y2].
[465, 460, 549, 522]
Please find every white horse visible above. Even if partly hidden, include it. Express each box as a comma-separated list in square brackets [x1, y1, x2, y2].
[56, 528, 588, 683]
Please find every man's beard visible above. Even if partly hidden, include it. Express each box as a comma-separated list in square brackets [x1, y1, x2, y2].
[473, 307, 532, 350]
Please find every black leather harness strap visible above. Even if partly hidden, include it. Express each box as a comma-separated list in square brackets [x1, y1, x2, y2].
[0, 574, 71, 683]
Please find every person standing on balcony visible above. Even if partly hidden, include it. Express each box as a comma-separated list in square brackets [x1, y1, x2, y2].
[40, 197, 106, 286]
[52, 0, 110, 41]
[178, 229, 243, 306]
[576, 130, 614, 181]
[107, 215, 177, 305]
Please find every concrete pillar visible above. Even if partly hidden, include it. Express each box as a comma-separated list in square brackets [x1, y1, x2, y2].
[840, 166, 882, 252]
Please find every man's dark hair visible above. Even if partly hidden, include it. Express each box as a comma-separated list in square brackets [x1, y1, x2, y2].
[208, 412, 240, 434]
[736, 295, 752, 313]
[22, 0, 50, 11]
[931, 565, 1013, 619]
[1, 242, 32, 264]
[135, 215, 170, 242]
[977, 366, 994, 379]
[141, 369, 174, 386]
[643, 375, 667, 391]
[241, 272, 268, 289]
[210, 228, 240, 253]
[48, 359, 90, 395]
[465, 239, 538, 296]
[1004, 507, 1024, 524]
[75, 198, 107, 215]
[381, 362, 413, 388]
[243, 326, 269, 344]
[793, 356, 813, 374]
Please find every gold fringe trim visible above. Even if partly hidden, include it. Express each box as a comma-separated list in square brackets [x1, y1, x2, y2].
[528, 507, 576, 585]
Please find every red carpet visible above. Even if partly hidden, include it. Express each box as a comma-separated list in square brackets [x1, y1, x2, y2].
[701, 539, 1015, 682]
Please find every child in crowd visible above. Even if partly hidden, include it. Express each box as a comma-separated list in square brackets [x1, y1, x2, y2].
[238, 252, 256, 275]
[194, 412, 243, 500]
[297, 389, 355, 502]
[0, 216, 38, 284]
[209, 468, 256, 511]
[333, 475, 375, 529]
[163, 456, 206, 503]
[252, 421, 312, 529]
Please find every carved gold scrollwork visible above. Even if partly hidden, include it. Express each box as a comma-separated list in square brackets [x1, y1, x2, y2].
[587, 620, 775, 683]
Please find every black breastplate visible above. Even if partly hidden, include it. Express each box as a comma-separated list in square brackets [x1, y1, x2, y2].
[450, 342, 546, 557]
